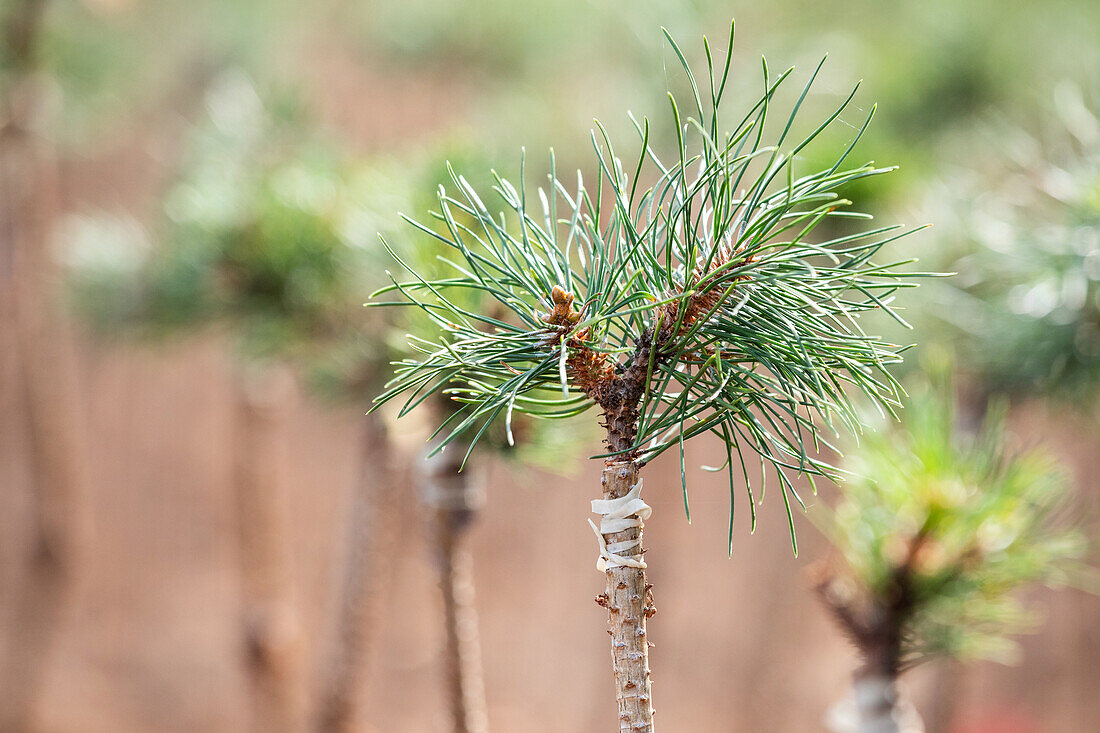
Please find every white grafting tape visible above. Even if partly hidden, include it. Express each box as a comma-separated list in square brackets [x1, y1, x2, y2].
[588, 479, 652, 571]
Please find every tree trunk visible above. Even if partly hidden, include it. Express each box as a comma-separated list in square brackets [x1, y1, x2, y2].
[233, 365, 305, 733]
[816, 539, 925, 733]
[0, 1, 90, 727]
[595, 461, 655, 733]
[419, 446, 488, 733]
[313, 414, 404, 733]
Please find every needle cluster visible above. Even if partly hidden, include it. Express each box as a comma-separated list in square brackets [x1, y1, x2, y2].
[372, 23, 923, 546]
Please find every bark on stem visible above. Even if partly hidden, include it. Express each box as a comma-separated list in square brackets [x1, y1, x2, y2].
[597, 460, 655, 733]
[420, 446, 489, 733]
[435, 511, 487, 733]
[314, 414, 404, 733]
[544, 286, 708, 732]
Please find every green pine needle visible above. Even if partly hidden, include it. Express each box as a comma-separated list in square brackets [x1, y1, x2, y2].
[370, 23, 929, 546]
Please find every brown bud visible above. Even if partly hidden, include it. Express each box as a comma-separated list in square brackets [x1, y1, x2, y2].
[550, 285, 572, 306]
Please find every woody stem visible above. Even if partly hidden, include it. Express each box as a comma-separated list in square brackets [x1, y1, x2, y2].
[598, 459, 655, 733]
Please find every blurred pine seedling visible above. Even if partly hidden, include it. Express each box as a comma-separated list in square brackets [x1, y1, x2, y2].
[813, 380, 1094, 732]
[923, 86, 1100, 401]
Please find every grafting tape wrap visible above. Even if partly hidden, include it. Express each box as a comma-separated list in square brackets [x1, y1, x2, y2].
[588, 479, 652, 571]
[825, 678, 926, 733]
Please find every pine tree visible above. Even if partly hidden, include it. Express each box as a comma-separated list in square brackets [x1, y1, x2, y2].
[813, 382, 1093, 733]
[371, 22, 923, 730]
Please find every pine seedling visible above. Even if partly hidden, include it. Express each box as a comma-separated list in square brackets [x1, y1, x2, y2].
[68, 103, 565, 731]
[371, 22, 923, 729]
[813, 382, 1092, 733]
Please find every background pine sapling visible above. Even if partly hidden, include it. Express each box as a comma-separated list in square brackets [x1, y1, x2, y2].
[66, 93, 572, 732]
[372, 22, 924, 730]
[64, 77, 387, 732]
[879, 91, 1100, 732]
[918, 86, 1100, 404]
[813, 381, 1094, 733]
